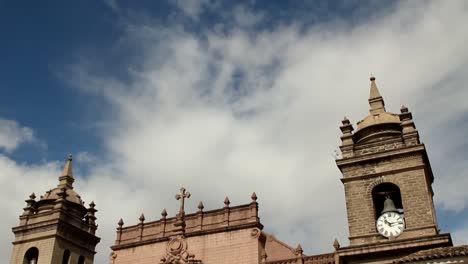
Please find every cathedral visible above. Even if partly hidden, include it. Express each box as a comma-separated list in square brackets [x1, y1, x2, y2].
[9, 77, 468, 264]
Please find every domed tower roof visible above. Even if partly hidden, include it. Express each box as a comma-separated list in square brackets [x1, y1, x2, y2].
[353, 77, 402, 143]
[36, 154, 86, 213]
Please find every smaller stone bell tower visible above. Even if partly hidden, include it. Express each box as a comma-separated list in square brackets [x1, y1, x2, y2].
[10, 155, 100, 264]
[335, 77, 451, 264]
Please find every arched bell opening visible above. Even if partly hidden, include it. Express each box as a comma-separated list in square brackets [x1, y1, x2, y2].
[62, 249, 71, 264]
[78, 255, 85, 264]
[23, 247, 39, 264]
[372, 183, 403, 219]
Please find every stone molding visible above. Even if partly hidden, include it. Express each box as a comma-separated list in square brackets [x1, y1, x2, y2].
[113, 200, 261, 250]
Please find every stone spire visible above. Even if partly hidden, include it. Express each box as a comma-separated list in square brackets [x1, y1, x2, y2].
[58, 154, 74, 189]
[333, 238, 341, 250]
[368, 76, 386, 115]
[295, 244, 303, 255]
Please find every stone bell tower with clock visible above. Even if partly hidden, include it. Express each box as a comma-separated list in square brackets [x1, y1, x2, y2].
[335, 77, 452, 263]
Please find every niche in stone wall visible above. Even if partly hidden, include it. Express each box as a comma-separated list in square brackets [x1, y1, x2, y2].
[23, 247, 39, 264]
[372, 182, 404, 219]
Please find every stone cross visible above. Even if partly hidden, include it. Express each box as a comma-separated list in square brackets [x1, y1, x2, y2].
[175, 187, 191, 215]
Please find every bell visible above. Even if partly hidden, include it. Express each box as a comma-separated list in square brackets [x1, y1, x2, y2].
[381, 196, 398, 213]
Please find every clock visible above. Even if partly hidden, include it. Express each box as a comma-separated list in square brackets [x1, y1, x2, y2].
[376, 211, 405, 238]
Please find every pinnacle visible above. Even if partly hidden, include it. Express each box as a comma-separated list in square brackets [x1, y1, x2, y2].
[368, 76, 386, 114]
[333, 238, 340, 250]
[61, 154, 74, 177]
[58, 154, 75, 189]
[118, 218, 124, 227]
[341, 117, 351, 126]
[139, 213, 145, 222]
[296, 244, 303, 254]
[224, 196, 230, 207]
[251, 192, 257, 202]
[401, 105, 409, 113]
[198, 201, 204, 211]
[161, 208, 168, 217]
[369, 76, 382, 100]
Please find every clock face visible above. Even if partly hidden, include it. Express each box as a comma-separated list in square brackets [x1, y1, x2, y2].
[376, 212, 405, 238]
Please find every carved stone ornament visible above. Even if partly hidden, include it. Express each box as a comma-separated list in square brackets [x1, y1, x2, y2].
[109, 252, 117, 264]
[160, 236, 202, 264]
[251, 228, 261, 238]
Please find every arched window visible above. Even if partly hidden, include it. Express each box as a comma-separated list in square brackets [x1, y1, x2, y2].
[78, 255, 85, 264]
[23, 247, 39, 264]
[372, 183, 403, 219]
[62, 249, 70, 264]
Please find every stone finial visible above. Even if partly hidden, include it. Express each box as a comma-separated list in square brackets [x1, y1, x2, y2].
[340, 116, 354, 150]
[296, 244, 303, 255]
[118, 218, 124, 227]
[58, 154, 75, 189]
[23, 192, 37, 216]
[87, 201, 98, 234]
[341, 116, 350, 126]
[87, 201, 97, 213]
[399, 104, 414, 123]
[161, 208, 168, 218]
[251, 192, 257, 202]
[340, 116, 353, 130]
[368, 76, 386, 114]
[333, 238, 340, 250]
[139, 213, 145, 223]
[400, 105, 409, 113]
[399, 104, 418, 145]
[224, 196, 230, 207]
[62, 154, 73, 176]
[369, 76, 380, 98]
[198, 201, 204, 212]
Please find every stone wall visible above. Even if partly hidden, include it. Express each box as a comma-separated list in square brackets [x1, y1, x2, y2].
[112, 228, 261, 264]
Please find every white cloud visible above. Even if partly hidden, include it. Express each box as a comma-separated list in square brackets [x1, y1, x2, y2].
[0, 118, 36, 152]
[75, 151, 97, 165]
[173, 0, 211, 20]
[68, 2, 468, 262]
[453, 227, 468, 246]
[3, 1, 468, 264]
[0, 155, 61, 260]
[232, 5, 264, 28]
[103, 0, 119, 13]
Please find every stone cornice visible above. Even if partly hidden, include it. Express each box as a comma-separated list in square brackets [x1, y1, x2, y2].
[336, 144, 426, 168]
[12, 218, 59, 235]
[111, 221, 263, 251]
[337, 233, 452, 257]
[340, 165, 426, 183]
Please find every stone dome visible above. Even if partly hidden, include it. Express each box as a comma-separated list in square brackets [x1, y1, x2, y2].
[40, 187, 84, 205]
[356, 112, 401, 132]
[35, 154, 87, 213]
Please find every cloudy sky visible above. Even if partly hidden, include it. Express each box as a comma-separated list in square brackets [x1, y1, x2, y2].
[1, 0, 468, 263]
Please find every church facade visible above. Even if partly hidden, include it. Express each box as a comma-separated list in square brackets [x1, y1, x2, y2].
[10, 77, 468, 264]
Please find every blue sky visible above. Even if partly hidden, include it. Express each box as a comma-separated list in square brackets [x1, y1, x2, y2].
[1, 1, 468, 263]
[0, 0, 399, 163]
